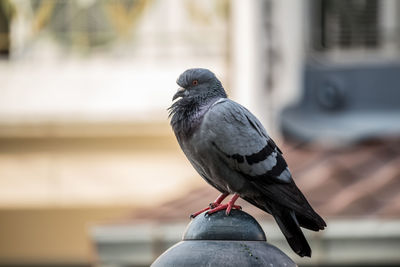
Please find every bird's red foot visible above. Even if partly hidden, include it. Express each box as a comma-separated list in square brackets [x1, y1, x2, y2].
[190, 192, 229, 218]
[206, 194, 241, 216]
[190, 193, 241, 218]
[206, 202, 242, 216]
[190, 204, 214, 218]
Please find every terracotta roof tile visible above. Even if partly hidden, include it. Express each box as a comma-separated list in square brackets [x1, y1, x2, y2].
[129, 139, 400, 221]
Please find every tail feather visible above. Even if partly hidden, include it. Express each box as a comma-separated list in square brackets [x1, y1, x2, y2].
[296, 211, 326, 231]
[274, 210, 311, 257]
[243, 195, 326, 257]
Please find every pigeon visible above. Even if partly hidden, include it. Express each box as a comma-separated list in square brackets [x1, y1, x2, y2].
[168, 68, 326, 257]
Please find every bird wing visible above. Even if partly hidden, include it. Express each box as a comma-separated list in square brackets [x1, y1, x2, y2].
[203, 99, 290, 184]
[202, 99, 315, 215]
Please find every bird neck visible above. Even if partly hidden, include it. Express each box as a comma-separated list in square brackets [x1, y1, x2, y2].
[169, 96, 223, 139]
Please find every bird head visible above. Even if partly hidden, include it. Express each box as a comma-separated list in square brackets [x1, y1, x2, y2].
[172, 68, 227, 102]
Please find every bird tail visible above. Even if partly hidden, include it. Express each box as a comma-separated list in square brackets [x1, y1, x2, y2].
[242, 195, 325, 257]
[296, 210, 326, 231]
[273, 209, 311, 257]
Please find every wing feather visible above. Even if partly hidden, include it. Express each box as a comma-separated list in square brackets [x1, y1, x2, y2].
[201, 99, 324, 224]
[203, 99, 289, 183]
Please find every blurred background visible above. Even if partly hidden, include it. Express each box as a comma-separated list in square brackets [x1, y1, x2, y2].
[0, 0, 400, 266]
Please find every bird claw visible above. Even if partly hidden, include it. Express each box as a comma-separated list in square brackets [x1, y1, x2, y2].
[190, 203, 220, 218]
[191, 199, 228, 218]
[225, 204, 242, 215]
[205, 203, 242, 216]
[191, 193, 241, 218]
[190, 207, 210, 218]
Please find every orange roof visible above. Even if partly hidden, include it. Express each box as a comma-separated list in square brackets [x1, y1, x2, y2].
[131, 139, 400, 222]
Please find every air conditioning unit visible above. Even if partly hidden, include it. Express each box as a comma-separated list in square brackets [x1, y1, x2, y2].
[280, 0, 400, 145]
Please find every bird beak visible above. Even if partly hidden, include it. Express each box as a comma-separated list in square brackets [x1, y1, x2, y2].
[172, 87, 186, 101]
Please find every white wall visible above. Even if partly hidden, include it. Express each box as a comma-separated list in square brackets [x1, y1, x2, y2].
[230, 0, 305, 137]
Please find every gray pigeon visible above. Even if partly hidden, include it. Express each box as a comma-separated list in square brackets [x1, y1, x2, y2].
[169, 68, 326, 257]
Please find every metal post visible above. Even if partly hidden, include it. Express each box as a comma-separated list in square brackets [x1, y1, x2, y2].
[151, 209, 296, 266]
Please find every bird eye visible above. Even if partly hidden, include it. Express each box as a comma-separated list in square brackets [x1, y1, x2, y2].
[192, 80, 199, 86]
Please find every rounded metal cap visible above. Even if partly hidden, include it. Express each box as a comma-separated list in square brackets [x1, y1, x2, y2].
[151, 210, 296, 267]
[183, 209, 266, 241]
